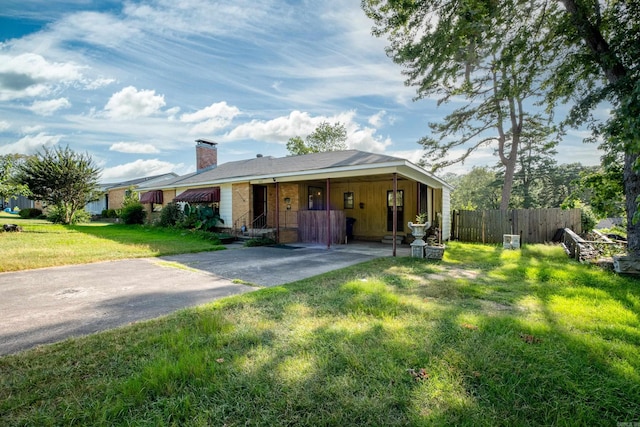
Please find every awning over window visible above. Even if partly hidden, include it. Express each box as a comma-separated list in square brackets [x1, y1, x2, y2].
[140, 190, 163, 204]
[174, 187, 220, 203]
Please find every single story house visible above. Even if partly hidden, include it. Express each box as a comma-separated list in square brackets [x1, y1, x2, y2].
[138, 140, 452, 251]
[86, 173, 179, 215]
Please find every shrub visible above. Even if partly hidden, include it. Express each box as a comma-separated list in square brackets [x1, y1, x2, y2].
[158, 203, 184, 227]
[101, 209, 119, 218]
[178, 204, 224, 231]
[244, 237, 276, 247]
[581, 206, 598, 233]
[18, 208, 43, 219]
[119, 203, 146, 225]
[47, 205, 91, 224]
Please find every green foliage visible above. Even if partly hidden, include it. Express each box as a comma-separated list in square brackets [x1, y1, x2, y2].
[243, 237, 276, 247]
[158, 203, 185, 227]
[3, 243, 640, 425]
[0, 154, 30, 206]
[449, 167, 501, 211]
[363, 0, 640, 247]
[119, 203, 146, 225]
[16, 145, 101, 225]
[101, 209, 118, 219]
[18, 208, 43, 219]
[285, 136, 310, 155]
[579, 164, 625, 219]
[287, 122, 347, 155]
[47, 204, 91, 224]
[573, 203, 599, 232]
[415, 211, 428, 224]
[364, 0, 558, 210]
[122, 186, 140, 208]
[179, 204, 223, 231]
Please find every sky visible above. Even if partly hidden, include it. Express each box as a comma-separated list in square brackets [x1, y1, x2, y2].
[0, 0, 605, 182]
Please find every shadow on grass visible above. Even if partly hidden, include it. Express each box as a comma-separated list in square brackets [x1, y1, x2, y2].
[1, 243, 640, 425]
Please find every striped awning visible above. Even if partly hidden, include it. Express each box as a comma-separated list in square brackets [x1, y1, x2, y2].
[174, 187, 220, 203]
[140, 190, 163, 204]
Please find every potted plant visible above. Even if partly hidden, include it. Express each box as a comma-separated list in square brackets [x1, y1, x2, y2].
[407, 212, 429, 258]
[408, 212, 429, 238]
[415, 211, 428, 224]
[424, 213, 445, 260]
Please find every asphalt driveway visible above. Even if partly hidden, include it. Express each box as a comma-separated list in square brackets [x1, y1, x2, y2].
[0, 243, 385, 356]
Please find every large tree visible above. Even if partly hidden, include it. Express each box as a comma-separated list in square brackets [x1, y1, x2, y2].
[0, 154, 30, 208]
[16, 146, 101, 224]
[363, 0, 639, 254]
[287, 121, 347, 155]
[364, 0, 558, 210]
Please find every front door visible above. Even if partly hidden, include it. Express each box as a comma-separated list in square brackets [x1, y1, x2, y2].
[387, 190, 404, 232]
[253, 185, 267, 228]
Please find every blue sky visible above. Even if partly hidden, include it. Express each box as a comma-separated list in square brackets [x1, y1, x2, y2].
[0, 0, 604, 182]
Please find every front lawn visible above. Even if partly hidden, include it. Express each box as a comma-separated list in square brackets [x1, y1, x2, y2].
[0, 212, 225, 272]
[1, 242, 639, 425]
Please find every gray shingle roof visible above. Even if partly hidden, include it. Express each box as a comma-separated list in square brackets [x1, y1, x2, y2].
[173, 150, 404, 186]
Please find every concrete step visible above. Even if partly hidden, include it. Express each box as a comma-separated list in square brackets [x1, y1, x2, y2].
[381, 235, 404, 244]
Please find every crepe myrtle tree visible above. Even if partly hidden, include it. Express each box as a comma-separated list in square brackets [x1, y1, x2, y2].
[16, 145, 101, 224]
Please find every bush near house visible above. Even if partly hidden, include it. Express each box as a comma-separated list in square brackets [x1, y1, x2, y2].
[18, 208, 43, 219]
[101, 209, 118, 219]
[119, 203, 146, 225]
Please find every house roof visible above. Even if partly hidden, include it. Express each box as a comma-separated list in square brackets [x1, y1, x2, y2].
[102, 172, 179, 190]
[141, 150, 452, 190]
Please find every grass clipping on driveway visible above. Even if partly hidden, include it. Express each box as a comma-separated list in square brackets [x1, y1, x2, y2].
[0, 215, 224, 272]
[2, 242, 640, 425]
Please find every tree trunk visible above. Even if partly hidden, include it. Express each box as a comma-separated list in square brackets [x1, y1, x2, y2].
[624, 153, 640, 256]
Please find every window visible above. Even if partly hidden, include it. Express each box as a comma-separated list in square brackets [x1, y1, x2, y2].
[387, 190, 404, 207]
[344, 192, 354, 209]
[308, 186, 325, 210]
[387, 190, 404, 232]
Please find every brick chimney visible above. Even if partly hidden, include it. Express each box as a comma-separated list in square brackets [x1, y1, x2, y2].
[195, 139, 218, 172]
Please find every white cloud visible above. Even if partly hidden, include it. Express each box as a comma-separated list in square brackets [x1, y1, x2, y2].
[100, 158, 182, 181]
[52, 11, 141, 49]
[109, 142, 161, 154]
[21, 125, 44, 134]
[347, 128, 392, 152]
[0, 53, 85, 101]
[104, 86, 166, 119]
[224, 110, 320, 143]
[166, 107, 181, 120]
[0, 133, 62, 155]
[29, 98, 71, 116]
[84, 77, 116, 90]
[368, 110, 387, 128]
[0, 121, 10, 131]
[180, 101, 241, 134]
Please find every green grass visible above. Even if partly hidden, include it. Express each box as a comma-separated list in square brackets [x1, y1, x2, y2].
[0, 212, 225, 272]
[1, 242, 639, 425]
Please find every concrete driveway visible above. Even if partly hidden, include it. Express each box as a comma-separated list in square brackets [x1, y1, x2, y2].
[0, 242, 400, 356]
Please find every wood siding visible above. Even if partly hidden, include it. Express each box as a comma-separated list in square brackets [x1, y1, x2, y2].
[452, 208, 582, 244]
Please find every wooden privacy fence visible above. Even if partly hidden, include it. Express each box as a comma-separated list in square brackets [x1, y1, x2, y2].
[451, 208, 582, 244]
[298, 210, 346, 245]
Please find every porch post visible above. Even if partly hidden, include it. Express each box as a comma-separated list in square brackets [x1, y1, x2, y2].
[326, 178, 331, 249]
[417, 182, 421, 216]
[393, 173, 397, 257]
[275, 181, 280, 244]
